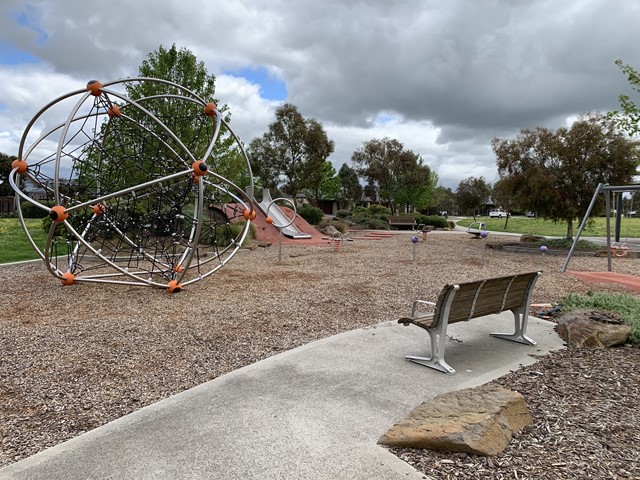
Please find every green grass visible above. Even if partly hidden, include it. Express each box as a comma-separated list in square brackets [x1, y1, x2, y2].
[457, 216, 640, 238]
[0, 218, 47, 263]
[561, 292, 640, 344]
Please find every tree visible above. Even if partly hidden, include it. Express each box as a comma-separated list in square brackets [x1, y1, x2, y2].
[432, 186, 457, 216]
[1, 152, 18, 196]
[249, 104, 334, 202]
[351, 137, 433, 214]
[316, 161, 341, 201]
[491, 177, 519, 228]
[609, 59, 640, 136]
[125, 44, 240, 182]
[394, 162, 438, 213]
[456, 176, 491, 220]
[337, 163, 363, 209]
[493, 114, 640, 240]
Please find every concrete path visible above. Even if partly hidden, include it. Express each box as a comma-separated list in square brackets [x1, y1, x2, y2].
[0, 314, 565, 480]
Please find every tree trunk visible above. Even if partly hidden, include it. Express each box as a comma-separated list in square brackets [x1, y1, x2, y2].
[566, 218, 574, 241]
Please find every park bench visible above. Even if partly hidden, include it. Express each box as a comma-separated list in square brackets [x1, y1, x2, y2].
[397, 271, 542, 374]
[388, 216, 416, 229]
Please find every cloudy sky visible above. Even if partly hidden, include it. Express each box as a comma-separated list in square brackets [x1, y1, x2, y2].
[1, 0, 640, 189]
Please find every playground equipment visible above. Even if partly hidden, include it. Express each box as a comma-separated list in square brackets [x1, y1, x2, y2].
[257, 189, 310, 239]
[410, 235, 419, 262]
[539, 245, 548, 269]
[467, 221, 486, 238]
[331, 231, 344, 251]
[562, 183, 640, 273]
[479, 229, 488, 263]
[264, 195, 298, 263]
[8, 78, 255, 291]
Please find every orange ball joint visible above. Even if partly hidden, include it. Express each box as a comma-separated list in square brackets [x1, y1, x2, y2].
[203, 102, 217, 116]
[92, 204, 107, 216]
[107, 105, 121, 117]
[243, 209, 256, 221]
[86, 80, 103, 97]
[167, 280, 183, 293]
[265, 216, 273, 224]
[11, 159, 28, 174]
[50, 205, 68, 222]
[192, 160, 208, 176]
[60, 272, 76, 286]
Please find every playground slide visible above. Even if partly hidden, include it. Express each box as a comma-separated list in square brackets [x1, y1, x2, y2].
[257, 189, 312, 239]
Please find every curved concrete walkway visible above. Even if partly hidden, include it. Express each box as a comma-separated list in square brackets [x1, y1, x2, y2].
[0, 314, 565, 480]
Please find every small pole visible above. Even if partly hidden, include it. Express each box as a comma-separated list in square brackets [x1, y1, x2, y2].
[278, 228, 283, 264]
[411, 235, 418, 262]
[539, 245, 547, 270]
[480, 230, 488, 263]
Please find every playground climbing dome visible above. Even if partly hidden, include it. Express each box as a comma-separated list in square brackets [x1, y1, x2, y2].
[8, 77, 255, 292]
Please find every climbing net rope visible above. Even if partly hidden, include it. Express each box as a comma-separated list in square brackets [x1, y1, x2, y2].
[8, 77, 255, 291]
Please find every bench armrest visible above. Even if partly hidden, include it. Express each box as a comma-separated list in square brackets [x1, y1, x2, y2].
[411, 300, 436, 317]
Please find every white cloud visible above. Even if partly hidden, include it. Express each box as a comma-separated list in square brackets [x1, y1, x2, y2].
[2, 0, 640, 189]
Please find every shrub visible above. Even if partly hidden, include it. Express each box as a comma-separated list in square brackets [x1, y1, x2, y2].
[416, 215, 448, 229]
[297, 204, 324, 225]
[367, 204, 391, 216]
[560, 292, 640, 344]
[335, 210, 351, 219]
[20, 201, 50, 218]
[211, 221, 256, 246]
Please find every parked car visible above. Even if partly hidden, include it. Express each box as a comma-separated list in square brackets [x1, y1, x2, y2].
[525, 211, 536, 218]
[489, 209, 509, 218]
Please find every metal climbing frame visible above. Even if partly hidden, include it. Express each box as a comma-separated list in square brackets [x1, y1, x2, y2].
[561, 183, 640, 273]
[8, 77, 256, 291]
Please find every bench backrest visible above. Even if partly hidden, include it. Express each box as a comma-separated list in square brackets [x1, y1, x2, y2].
[432, 272, 540, 327]
[388, 216, 416, 224]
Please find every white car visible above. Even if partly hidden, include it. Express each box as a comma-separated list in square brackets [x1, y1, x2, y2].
[489, 209, 509, 218]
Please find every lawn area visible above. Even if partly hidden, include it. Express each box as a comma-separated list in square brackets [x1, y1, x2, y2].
[0, 218, 47, 263]
[457, 216, 640, 238]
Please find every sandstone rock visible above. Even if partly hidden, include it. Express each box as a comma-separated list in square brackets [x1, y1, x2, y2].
[556, 309, 631, 348]
[378, 384, 532, 456]
[520, 234, 545, 243]
[322, 225, 340, 236]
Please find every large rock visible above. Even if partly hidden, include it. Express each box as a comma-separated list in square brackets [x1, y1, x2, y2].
[378, 384, 532, 456]
[321, 224, 340, 236]
[556, 309, 631, 348]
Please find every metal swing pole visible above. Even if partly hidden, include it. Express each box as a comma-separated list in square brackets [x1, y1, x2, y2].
[561, 183, 603, 273]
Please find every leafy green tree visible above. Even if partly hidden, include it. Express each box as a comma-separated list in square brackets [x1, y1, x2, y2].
[455, 176, 492, 220]
[609, 59, 640, 136]
[1, 152, 18, 196]
[316, 161, 341, 201]
[492, 114, 640, 240]
[432, 186, 457, 216]
[491, 177, 519, 228]
[249, 103, 334, 202]
[125, 44, 240, 182]
[394, 165, 438, 213]
[338, 163, 363, 209]
[351, 137, 433, 214]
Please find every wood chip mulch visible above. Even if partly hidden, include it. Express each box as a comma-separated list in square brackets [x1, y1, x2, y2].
[391, 346, 640, 480]
[1, 231, 639, 477]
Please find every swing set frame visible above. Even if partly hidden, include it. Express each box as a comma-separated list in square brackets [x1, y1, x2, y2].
[561, 183, 639, 273]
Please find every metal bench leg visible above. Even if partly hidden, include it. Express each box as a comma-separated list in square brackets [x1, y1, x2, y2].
[490, 308, 537, 345]
[405, 325, 456, 374]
